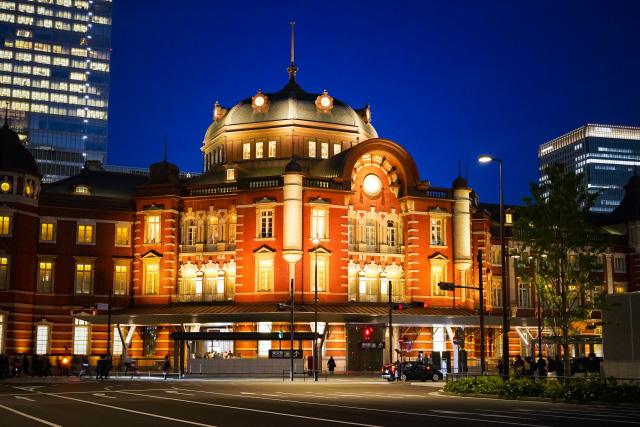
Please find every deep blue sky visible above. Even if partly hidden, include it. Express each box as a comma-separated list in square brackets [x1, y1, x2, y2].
[107, 1, 640, 205]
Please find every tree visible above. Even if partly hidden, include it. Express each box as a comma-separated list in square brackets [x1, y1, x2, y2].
[513, 162, 610, 380]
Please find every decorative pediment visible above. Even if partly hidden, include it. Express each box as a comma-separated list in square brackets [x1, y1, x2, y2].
[428, 252, 449, 261]
[309, 196, 330, 204]
[309, 246, 331, 255]
[383, 262, 404, 275]
[429, 207, 447, 214]
[362, 261, 383, 274]
[141, 250, 162, 259]
[144, 203, 163, 211]
[254, 245, 276, 254]
[255, 196, 276, 204]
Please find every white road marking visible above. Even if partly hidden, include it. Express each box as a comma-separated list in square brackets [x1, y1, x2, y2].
[118, 390, 384, 427]
[12, 386, 43, 392]
[46, 393, 218, 427]
[15, 396, 35, 401]
[512, 408, 640, 423]
[93, 393, 117, 399]
[240, 392, 256, 395]
[167, 391, 195, 396]
[0, 404, 63, 427]
[172, 388, 551, 427]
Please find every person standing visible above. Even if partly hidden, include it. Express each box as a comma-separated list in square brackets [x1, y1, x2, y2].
[537, 354, 547, 377]
[554, 355, 564, 378]
[496, 359, 504, 376]
[513, 355, 524, 377]
[327, 356, 336, 374]
[162, 354, 171, 380]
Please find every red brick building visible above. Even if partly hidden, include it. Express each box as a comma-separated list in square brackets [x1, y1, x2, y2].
[0, 67, 636, 373]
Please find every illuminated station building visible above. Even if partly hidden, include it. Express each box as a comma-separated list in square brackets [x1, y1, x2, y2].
[0, 52, 631, 373]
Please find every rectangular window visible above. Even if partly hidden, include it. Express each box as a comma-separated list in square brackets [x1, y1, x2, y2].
[308, 140, 316, 158]
[144, 262, 159, 294]
[226, 168, 235, 181]
[73, 319, 89, 355]
[143, 326, 158, 356]
[112, 327, 123, 355]
[0, 257, 8, 290]
[311, 208, 327, 239]
[321, 142, 329, 159]
[257, 322, 271, 356]
[35, 324, 50, 355]
[519, 283, 530, 308]
[114, 264, 128, 295]
[260, 210, 273, 238]
[268, 140, 276, 157]
[431, 265, 445, 296]
[115, 225, 129, 245]
[145, 215, 160, 244]
[0, 313, 4, 353]
[492, 247, 502, 265]
[614, 256, 626, 273]
[77, 224, 93, 243]
[505, 213, 513, 224]
[257, 259, 273, 292]
[0, 216, 9, 235]
[255, 142, 263, 159]
[432, 326, 445, 352]
[333, 143, 341, 155]
[75, 262, 92, 294]
[492, 282, 502, 306]
[430, 218, 443, 245]
[243, 143, 251, 159]
[38, 260, 54, 293]
[311, 256, 328, 292]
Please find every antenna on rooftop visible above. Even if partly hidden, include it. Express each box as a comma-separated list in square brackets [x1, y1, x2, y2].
[164, 134, 167, 162]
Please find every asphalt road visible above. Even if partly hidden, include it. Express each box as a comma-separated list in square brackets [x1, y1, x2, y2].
[0, 377, 637, 426]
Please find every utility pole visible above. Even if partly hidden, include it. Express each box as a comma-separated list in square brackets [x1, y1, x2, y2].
[106, 287, 112, 356]
[388, 278, 393, 365]
[477, 250, 486, 373]
[290, 278, 294, 381]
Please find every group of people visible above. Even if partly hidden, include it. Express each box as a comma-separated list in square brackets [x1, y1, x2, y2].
[0, 353, 56, 379]
[497, 352, 601, 378]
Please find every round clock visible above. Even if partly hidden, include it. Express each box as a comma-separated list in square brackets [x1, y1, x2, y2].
[320, 96, 331, 108]
[254, 95, 265, 107]
[363, 174, 382, 196]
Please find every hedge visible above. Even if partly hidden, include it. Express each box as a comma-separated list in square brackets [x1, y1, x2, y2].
[443, 376, 640, 405]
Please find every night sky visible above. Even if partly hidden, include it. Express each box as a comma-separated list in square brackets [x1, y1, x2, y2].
[107, 1, 640, 205]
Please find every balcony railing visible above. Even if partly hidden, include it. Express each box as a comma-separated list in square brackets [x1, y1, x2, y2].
[347, 243, 404, 254]
[180, 242, 236, 253]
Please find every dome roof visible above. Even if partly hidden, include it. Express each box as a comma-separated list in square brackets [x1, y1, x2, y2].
[0, 119, 39, 174]
[284, 155, 302, 173]
[205, 85, 378, 141]
[452, 175, 468, 189]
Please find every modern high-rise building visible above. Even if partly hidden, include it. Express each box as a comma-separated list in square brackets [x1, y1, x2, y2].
[0, 0, 111, 182]
[539, 124, 640, 213]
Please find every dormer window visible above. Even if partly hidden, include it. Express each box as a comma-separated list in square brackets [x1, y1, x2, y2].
[226, 168, 236, 181]
[74, 185, 90, 195]
[505, 213, 513, 225]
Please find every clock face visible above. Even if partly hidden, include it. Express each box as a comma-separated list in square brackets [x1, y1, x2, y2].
[363, 174, 382, 196]
[254, 96, 265, 107]
[320, 96, 331, 107]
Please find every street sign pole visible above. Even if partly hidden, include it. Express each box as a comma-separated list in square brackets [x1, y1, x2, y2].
[290, 278, 294, 381]
[106, 287, 112, 358]
[388, 277, 393, 365]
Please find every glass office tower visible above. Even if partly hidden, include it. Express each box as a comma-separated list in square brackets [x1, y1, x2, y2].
[0, 0, 111, 182]
[539, 124, 640, 213]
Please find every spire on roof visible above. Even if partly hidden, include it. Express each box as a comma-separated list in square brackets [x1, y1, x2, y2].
[163, 134, 167, 162]
[283, 22, 302, 91]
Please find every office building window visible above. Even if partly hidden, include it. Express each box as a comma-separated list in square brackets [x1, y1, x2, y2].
[37, 259, 54, 293]
[40, 222, 55, 241]
[145, 215, 161, 244]
[35, 323, 50, 355]
[114, 263, 128, 295]
[77, 224, 94, 243]
[73, 319, 89, 356]
[74, 261, 93, 294]
[115, 224, 130, 245]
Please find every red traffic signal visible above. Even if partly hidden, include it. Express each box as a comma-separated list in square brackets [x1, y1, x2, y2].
[364, 327, 373, 340]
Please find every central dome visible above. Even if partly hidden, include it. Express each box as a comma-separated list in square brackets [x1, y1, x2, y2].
[204, 84, 377, 142]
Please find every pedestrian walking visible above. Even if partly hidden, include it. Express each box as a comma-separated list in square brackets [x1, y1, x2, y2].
[162, 354, 171, 380]
[124, 356, 133, 375]
[327, 356, 336, 374]
[22, 354, 30, 377]
[496, 359, 504, 376]
[537, 354, 547, 377]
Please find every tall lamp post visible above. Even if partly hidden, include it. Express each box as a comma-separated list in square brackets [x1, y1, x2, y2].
[312, 238, 320, 382]
[478, 155, 510, 380]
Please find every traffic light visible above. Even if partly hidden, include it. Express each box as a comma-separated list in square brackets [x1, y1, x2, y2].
[438, 282, 456, 291]
[364, 327, 373, 340]
[278, 327, 283, 339]
[392, 304, 405, 310]
[411, 302, 424, 308]
[393, 302, 425, 310]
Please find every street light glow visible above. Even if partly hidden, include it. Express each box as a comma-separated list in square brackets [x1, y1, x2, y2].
[478, 155, 493, 163]
[312, 238, 320, 245]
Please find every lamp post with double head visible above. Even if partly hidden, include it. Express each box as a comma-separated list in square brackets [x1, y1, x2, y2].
[312, 238, 320, 382]
[478, 155, 510, 380]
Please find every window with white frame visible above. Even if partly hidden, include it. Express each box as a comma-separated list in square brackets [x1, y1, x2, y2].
[226, 168, 235, 181]
[180, 269, 197, 295]
[255, 142, 263, 159]
[257, 322, 271, 356]
[144, 260, 160, 294]
[37, 258, 54, 293]
[243, 143, 251, 159]
[73, 319, 90, 355]
[431, 218, 443, 245]
[74, 260, 93, 294]
[112, 327, 123, 355]
[308, 140, 316, 158]
[257, 258, 273, 292]
[35, 323, 50, 355]
[114, 262, 129, 295]
[614, 256, 626, 273]
[431, 263, 445, 296]
[115, 224, 130, 246]
[311, 254, 328, 292]
[365, 219, 376, 246]
[145, 214, 161, 244]
[259, 209, 273, 238]
[492, 281, 502, 306]
[208, 217, 219, 244]
[268, 140, 276, 157]
[311, 208, 328, 239]
[519, 283, 530, 308]
[0, 256, 7, 290]
[386, 220, 397, 247]
[185, 219, 197, 245]
[491, 247, 502, 265]
[40, 221, 55, 241]
[77, 223, 94, 243]
[347, 218, 355, 246]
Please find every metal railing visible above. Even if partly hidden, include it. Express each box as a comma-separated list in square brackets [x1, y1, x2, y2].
[282, 369, 328, 382]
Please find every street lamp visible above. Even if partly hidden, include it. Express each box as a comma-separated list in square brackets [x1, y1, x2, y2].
[478, 154, 510, 380]
[312, 237, 320, 382]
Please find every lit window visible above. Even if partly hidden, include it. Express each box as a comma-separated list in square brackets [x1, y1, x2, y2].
[519, 283, 530, 308]
[431, 219, 443, 245]
[144, 262, 159, 295]
[257, 322, 271, 356]
[492, 281, 502, 306]
[77, 224, 93, 243]
[0, 257, 8, 290]
[347, 218, 355, 246]
[73, 319, 89, 355]
[431, 264, 445, 296]
[112, 327, 123, 355]
[257, 259, 273, 292]
[115, 225, 130, 245]
[0, 216, 10, 235]
[40, 222, 54, 241]
[615, 285, 626, 293]
[255, 142, 263, 159]
[37, 260, 54, 293]
[243, 143, 251, 160]
[145, 215, 161, 244]
[74, 185, 90, 195]
[321, 143, 329, 159]
[35, 324, 50, 355]
[268, 140, 276, 157]
[365, 219, 376, 246]
[74, 262, 93, 294]
[114, 264, 128, 295]
[311, 255, 328, 292]
[308, 140, 316, 158]
[53, 56, 69, 66]
[505, 213, 513, 224]
[226, 168, 235, 181]
[333, 143, 341, 155]
[259, 210, 273, 238]
[311, 208, 327, 239]
[70, 72, 87, 81]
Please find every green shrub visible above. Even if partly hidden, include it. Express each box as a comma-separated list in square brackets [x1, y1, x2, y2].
[443, 378, 475, 394]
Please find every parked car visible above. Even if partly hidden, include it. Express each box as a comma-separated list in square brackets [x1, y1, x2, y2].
[381, 361, 442, 382]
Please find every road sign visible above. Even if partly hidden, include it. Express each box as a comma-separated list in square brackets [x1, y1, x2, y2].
[398, 338, 404, 343]
[360, 342, 385, 349]
[269, 349, 302, 359]
[96, 303, 109, 310]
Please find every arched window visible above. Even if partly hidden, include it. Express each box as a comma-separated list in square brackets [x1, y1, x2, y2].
[186, 220, 197, 246]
